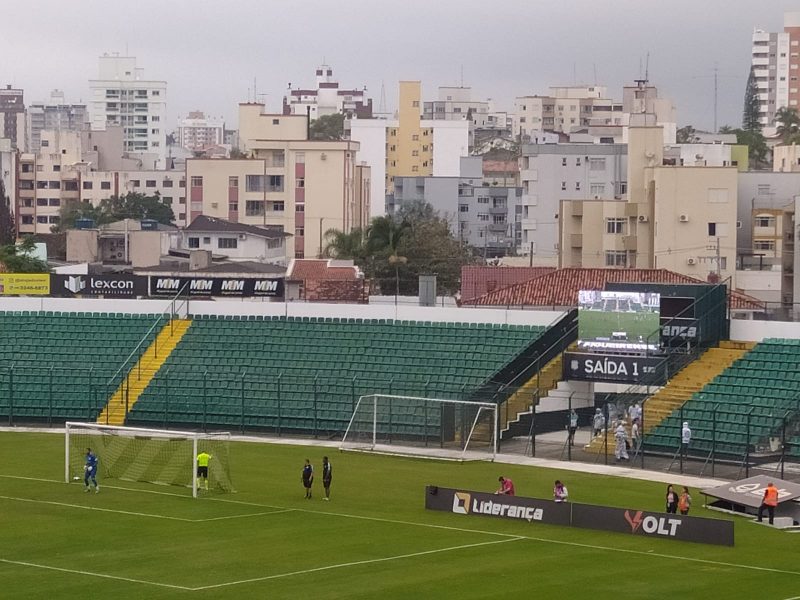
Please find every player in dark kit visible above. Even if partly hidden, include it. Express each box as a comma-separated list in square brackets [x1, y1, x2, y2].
[302, 458, 314, 499]
[322, 456, 332, 501]
[84, 447, 99, 493]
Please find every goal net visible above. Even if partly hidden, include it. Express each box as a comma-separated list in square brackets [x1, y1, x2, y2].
[341, 394, 497, 461]
[65, 422, 234, 497]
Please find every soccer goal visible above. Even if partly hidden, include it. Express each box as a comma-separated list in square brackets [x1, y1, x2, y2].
[65, 422, 234, 498]
[340, 394, 498, 461]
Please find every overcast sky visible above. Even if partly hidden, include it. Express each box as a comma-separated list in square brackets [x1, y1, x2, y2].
[3, 0, 799, 132]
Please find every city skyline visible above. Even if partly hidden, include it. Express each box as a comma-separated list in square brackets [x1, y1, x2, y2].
[3, 0, 800, 131]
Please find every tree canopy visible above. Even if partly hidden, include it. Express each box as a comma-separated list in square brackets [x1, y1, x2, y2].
[55, 192, 175, 232]
[742, 67, 762, 134]
[0, 179, 13, 246]
[0, 236, 48, 273]
[775, 107, 800, 144]
[309, 113, 345, 141]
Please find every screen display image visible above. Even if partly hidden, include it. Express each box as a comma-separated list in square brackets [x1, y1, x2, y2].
[578, 290, 661, 352]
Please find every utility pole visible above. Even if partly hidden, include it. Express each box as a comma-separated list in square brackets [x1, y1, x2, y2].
[713, 64, 719, 134]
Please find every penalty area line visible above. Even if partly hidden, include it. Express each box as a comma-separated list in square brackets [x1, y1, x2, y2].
[0, 495, 195, 522]
[0, 558, 191, 591]
[192, 537, 524, 590]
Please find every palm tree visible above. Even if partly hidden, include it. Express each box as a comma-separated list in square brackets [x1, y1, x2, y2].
[775, 107, 800, 143]
[322, 227, 368, 260]
[367, 216, 411, 301]
[718, 125, 734, 134]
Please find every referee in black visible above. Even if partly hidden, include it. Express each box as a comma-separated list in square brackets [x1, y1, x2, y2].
[322, 456, 332, 501]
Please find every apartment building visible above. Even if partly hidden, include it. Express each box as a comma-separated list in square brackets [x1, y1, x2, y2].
[751, 12, 800, 127]
[513, 86, 609, 139]
[519, 143, 627, 266]
[185, 103, 366, 261]
[283, 64, 372, 119]
[559, 126, 739, 283]
[178, 111, 224, 152]
[88, 55, 167, 168]
[349, 81, 469, 218]
[16, 129, 186, 235]
[423, 86, 491, 127]
[0, 85, 25, 149]
[26, 90, 88, 153]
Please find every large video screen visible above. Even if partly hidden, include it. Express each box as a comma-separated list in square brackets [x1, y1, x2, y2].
[578, 290, 661, 352]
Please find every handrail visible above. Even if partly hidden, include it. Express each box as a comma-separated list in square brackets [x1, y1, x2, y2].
[105, 282, 189, 388]
[501, 322, 577, 393]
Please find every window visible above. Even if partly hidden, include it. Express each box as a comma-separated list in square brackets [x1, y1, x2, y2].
[272, 118, 280, 125]
[412, 100, 419, 107]
[755, 215, 776, 227]
[246, 175, 264, 192]
[163, 197, 173, 205]
[49, 181, 61, 189]
[459, 204, 469, 213]
[295, 152, 305, 164]
[412, 134, 419, 141]
[218, 238, 237, 249]
[152, 90, 160, 96]
[271, 201, 285, 212]
[163, 179, 174, 188]
[296, 177, 305, 188]
[561, 157, 567, 166]
[590, 183, 605, 196]
[82, 181, 93, 190]
[203, 237, 211, 245]
[179, 213, 186, 220]
[757, 184, 771, 196]
[228, 176, 238, 188]
[753, 240, 776, 251]
[49, 216, 60, 224]
[296, 204, 305, 212]
[606, 218, 626, 235]
[411, 150, 419, 156]
[605, 250, 627, 267]
[411, 166, 419, 172]
[576, 158, 581, 166]
[146, 180, 157, 188]
[619, 182, 628, 194]
[37, 216, 48, 224]
[268, 175, 284, 192]
[179, 180, 186, 188]
[151, 129, 159, 135]
[493, 215, 506, 224]
[130, 180, 140, 187]
[53, 165, 61, 172]
[41, 140, 49, 148]
[245, 200, 264, 216]
[575, 182, 581, 191]
[22, 216, 33, 225]
[295, 227, 305, 236]
[101, 181, 111, 190]
[152, 116, 160, 122]
[37, 198, 48, 206]
[478, 213, 489, 221]
[561, 182, 567, 191]
[589, 158, 606, 171]
[708, 222, 717, 236]
[188, 237, 200, 249]
[49, 198, 60, 207]
[190, 176, 203, 187]
[477, 196, 489, 204]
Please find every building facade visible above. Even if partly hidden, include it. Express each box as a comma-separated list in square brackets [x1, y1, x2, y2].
[178, 111, 225, 152]
[26, 90, 88, 153]
[0, 85, 25, 149]
[283, 64, 372, 119]
[519, 143, 628, 266]
[88, 55, 167, 169]
[751, 12, 800, 127]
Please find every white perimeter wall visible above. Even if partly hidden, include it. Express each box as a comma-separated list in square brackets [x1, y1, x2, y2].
[730, 319, 800, 343]
[0, 296, 565, 327]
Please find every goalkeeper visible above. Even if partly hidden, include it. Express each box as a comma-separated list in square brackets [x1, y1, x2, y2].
[196, 451, 212, 491]
[84, 447, 99, 493]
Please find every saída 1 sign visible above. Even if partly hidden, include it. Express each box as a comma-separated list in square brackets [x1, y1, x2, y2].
[563, 351, 667, 384]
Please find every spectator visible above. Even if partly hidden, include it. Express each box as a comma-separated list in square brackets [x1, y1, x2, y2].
[631, 419, 641, 452]
[495, 476, 515, 496]
[681, 422, 692, 460]
[567, 410, 579, 446]
[678, 486, 692, 515]
[665, 484, 678, 514]
[553, 480, 569, 503]
[592, 408, 605, 438]
[614, 422, 629, 462]
[757, 482, 779, 525]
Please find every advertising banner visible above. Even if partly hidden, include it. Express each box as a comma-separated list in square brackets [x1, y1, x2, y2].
[701, 476, 800, 509]
[425, 487, 734, 546]
[425, 486, 572, 527]
[51, 274, 148, 298]
[660, 317, 700, 345]
[563, 351, 668, 385]
[570, 503, 734, 546]
[0, 273, 50, 296]
[148, 276, 284, 298]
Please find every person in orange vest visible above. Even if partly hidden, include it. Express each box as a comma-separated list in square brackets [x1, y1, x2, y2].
[678, 486, 692, 515]
[757, 482, 779, 525]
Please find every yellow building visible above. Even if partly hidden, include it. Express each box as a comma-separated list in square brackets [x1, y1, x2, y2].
[560, 125, 739, 283]
[385, 81, 433, 192]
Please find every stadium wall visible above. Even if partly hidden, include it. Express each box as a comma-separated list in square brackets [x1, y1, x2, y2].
[730, 319, 800, 342]
[0, 296, 564, 327]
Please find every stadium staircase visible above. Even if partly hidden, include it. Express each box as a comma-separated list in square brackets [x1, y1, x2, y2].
[499, 354, 563, 437]
[98, 319, 192, 426]
[584, 342, 751, 455]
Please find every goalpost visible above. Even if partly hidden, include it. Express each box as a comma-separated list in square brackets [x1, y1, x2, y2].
[340, 394, 498, 462]
[65, 422, 234, 498]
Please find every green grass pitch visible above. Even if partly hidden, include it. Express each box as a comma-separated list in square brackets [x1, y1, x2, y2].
[1, 431, 799, 599]
[579, 309, 660, 342]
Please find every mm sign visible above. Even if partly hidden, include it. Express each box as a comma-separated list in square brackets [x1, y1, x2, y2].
[148, 276, 284, 298]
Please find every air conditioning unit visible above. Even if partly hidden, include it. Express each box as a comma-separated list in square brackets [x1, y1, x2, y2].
[687, 257, 697, 265]
[638, 215, 649, 223]
[238, 233, 247, 240]
[679, 214, 690, 222]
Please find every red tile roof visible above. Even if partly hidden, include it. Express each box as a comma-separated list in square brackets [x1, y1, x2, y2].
[288, 259, 361, 281]
[463, 268, 764, 311]
[460, 266, 555, 301]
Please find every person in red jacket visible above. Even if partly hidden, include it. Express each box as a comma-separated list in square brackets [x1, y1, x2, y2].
[495, 476, 515, 496]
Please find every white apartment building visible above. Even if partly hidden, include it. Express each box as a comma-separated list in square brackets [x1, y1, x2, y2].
[178, 111, 224, 152]
[423, 86, 491, 128]
[519, 143, 628, 265]
[88, 55, 167, 169]
[751, 12, 800, 128]
[283, 64, 372, 119]
[26, 90, 88, 153]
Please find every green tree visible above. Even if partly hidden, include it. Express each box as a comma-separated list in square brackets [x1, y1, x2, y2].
[676, 125, 699, 143]
[0, 179, 13, 245]
[323, 227, 368, 261]
[742, 67, 762, 133]
[229, 148, 249, 159]
[54, 201, 103, 232]
[56, 193, 175, 232]
[0, 236, 48, 273]
[718, 125, 735, 134]
[775, 107, 800, 143]
[309, 113, 345, 141]
[733, 128, 769, 169]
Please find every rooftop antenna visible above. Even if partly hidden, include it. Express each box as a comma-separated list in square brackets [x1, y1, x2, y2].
[379, 80, 387, 115]
[644, 52, 650, 84]
[253, 77, 257, 103]
[460, 64, 464, 87]
[713, 62, 719, 133]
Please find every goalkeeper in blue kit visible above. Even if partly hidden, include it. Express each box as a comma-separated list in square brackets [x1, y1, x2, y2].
[84, 447, 99, 493]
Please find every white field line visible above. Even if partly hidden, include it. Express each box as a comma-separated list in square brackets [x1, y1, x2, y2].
[201, 509, 295, 522]
[0, 558, 192, 591]
[4, 474, 800, 581]
[192, 537, 524, 591]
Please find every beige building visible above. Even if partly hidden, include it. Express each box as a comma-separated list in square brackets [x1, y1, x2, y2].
[387, 81, 432, 189]
[66, 219, 172, 268]
[774, 144, 800, 172]
[560, 125, 738, 282]
[185, 103, 365, 260]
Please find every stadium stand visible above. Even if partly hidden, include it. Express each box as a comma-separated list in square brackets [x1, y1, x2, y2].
[0, 312, 162, 421]
[127, 315, 547, 434]
[645, 338, 800, 457]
